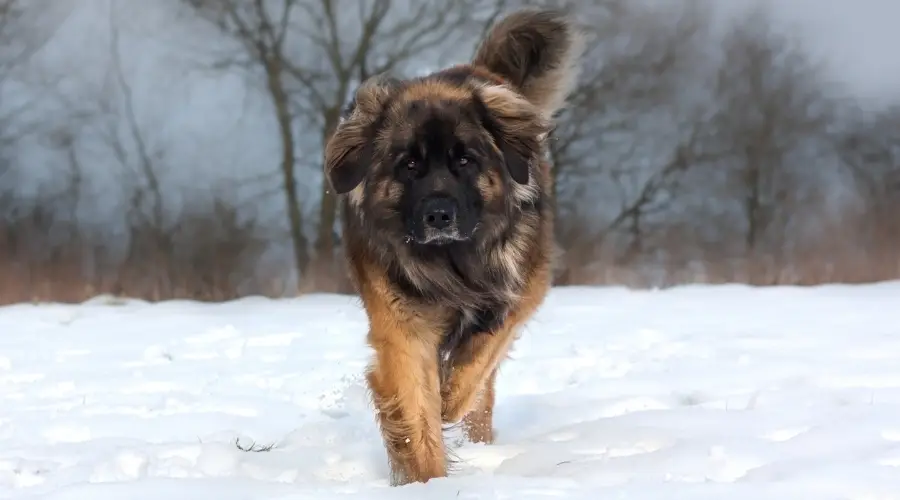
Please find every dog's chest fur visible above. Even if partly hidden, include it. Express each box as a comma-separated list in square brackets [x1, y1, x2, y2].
[441, 300, 508, 351]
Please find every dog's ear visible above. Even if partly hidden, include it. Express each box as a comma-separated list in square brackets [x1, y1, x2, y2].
[471, 9, 584, 119]
[476, 84, 551, 185]
[324, 127, 370, 195]
[324, 74, 399, 194]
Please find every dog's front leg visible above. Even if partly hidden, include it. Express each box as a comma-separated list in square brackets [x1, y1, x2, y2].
[365, 309, 446, 486]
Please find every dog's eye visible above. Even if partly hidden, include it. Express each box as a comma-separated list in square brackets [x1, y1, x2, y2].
[405, 158, 419, 170]
[457, 155, 475, 167]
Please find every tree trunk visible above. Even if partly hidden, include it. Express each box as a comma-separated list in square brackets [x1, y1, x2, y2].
[744, 160, 761, 254]
[266, 60, 309, 290]
[622, 212, 643, 265]
[314, 109, 341, 285]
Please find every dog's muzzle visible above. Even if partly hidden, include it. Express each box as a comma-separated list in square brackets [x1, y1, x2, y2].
[413, 196, 465, 245]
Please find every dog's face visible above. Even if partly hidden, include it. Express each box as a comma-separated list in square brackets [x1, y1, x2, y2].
[393, 98, 492, 246]
[327, 75, 550, 248]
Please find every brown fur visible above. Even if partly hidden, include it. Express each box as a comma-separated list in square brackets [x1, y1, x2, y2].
[322, 8, 584, 486]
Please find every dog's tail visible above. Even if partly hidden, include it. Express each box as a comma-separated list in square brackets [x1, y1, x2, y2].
[471, 8, 585, 118]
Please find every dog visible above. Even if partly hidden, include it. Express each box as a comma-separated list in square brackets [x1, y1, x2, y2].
[323, 8, 584, 486]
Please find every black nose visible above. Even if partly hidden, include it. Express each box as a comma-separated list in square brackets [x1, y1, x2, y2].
[421, 197, 457, 230]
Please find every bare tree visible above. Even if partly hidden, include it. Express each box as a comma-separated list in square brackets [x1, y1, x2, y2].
[53, 2, 196, 292]
[0, 0, 74, 261]
[838, 105, 900, 206]
[709, 5, 835, 255]
[0, 0, 60, 78]
[0, 0, 66, 155]
[548, 0, 717, 270]
[835, 104, 900, 250]
[108, 3, 168, 234]
[182, 0, 503, 290]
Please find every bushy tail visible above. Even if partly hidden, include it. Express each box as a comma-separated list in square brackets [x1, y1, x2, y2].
[471, 8, 585, 118]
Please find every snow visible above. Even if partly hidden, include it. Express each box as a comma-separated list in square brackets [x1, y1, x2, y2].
[1, 283, 900, 499]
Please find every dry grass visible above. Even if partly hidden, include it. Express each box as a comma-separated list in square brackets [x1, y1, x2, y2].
[554, 208, 900, 289]
[0, 197, 277, 305]
[1, 197, 898, 306]
[557, 249, 900, 290]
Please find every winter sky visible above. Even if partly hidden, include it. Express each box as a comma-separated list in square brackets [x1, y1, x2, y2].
[45, 0, 900, 104]
[734, 0, 900, 103]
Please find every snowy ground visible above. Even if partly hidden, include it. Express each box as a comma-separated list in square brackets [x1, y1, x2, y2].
[1, 283, 900, 499]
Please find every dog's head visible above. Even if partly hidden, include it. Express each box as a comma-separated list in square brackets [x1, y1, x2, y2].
[324, 9, 584, 248]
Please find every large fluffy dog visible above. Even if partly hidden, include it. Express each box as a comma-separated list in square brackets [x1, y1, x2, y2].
[323, 8, 584, 485]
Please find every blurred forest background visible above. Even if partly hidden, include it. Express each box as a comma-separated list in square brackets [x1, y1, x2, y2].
[1, 0, 899, 304]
